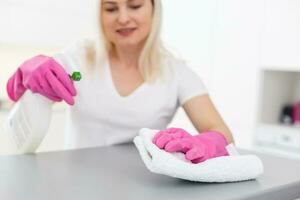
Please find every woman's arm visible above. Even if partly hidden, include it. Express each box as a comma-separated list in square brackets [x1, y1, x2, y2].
[182, 94, 234, 144]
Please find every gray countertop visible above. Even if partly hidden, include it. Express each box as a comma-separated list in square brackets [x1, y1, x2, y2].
[1, 143, 300, 200]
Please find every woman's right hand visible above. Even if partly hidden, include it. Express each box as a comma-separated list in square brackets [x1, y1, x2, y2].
[7, 55, 77, 105]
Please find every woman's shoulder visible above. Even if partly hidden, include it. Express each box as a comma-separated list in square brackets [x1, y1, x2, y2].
[165, 57, 207, 103]
[165, 56, 197, 79]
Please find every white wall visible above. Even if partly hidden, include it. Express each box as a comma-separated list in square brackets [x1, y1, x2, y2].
[0, 0, 97, 46]
[162, 0, 217, 85]
[262, 0, 300, 68]
[209, 0, 265, 146]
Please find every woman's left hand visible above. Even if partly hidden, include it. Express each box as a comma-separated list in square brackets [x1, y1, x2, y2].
[152, 128, 229, 163]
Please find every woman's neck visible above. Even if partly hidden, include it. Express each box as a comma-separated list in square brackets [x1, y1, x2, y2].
[110, 44, 143, 69]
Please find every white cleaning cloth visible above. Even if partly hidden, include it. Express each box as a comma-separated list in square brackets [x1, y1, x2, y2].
[133, 128, 264, 182]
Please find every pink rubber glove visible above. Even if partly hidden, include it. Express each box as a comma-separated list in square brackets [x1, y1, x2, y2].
[152, 128, 229, 163]
[7, 55, 77, 105]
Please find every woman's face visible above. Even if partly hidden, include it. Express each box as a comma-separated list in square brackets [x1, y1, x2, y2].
[101, 0, 153, 49]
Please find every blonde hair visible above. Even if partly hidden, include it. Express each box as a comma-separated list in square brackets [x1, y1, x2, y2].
[86, 0, 174, 83]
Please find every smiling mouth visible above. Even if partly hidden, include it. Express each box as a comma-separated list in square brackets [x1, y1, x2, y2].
[116, 28, 137, 36]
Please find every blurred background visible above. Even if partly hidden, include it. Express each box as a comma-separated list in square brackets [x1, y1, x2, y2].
[1, 0, 300, 159]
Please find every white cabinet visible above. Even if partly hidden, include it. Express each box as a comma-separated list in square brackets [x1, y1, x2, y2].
[255, 69, 300, 155]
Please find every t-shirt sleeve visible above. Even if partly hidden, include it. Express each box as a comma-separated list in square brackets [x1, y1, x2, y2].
[176, 62, 208, 105]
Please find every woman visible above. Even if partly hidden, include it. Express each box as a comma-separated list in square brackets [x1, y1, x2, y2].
[5, 0, 234, 163]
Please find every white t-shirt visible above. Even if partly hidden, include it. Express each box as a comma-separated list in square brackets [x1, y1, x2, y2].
[54, 40, 208, 149]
